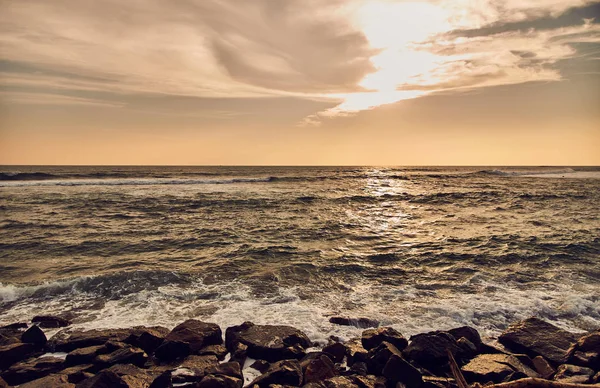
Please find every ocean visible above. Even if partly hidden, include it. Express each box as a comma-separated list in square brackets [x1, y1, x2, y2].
[0, 166, 599, 343]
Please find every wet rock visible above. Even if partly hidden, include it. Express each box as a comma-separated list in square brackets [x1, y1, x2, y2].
[304, 355, 337, 383]
[49, 328, 135, 352]
[567, 331, 600, 369]
[180, 355, 220, 377]
[199, 344, 229, 361]
[0, 376, 8, 388]
[347, 362, 368, 376]
[498, 318, 577, 364]
[0, 342, 39, 369]
[206, 362, 243, 380]
[66, 345, 106, 366]
[344, 338, 368, 366]
[59, 364, 96, 384]
[532, 356, 555, 379]
[350, 375, 386, 388]
[553, 364, 594, 384]
[32, 315, 72, 328]
[107, 364, 157, 386]
[382, 354, 422, 388]
[251, 360, 271, 373]
[75, 370, 129, 388]
[1, 356, 65, 386]
[124, 326, 169, 354]
[422, 376, 457, 388]
[593, 372, 600, 384]
[361, 327, 408, 351]
[0, 332, 20, 346]
[366, 341, 403, 376]
[571, 351, 600, 370]
[166, 320, 222, 353]
[19, 374, 75, 388]
[456, 338, 478, 359]
[230, 342, 248, 365]
[154, 340, 191, 361]
[323, 376, 360, 388]
[228, 323, 311, 362]
[21, 325, 47, 346]
[572, 331, 600, 353]
[250, 360, 303, 387]
[93, 346, 148, 368]
[329, 317, 379, 329]
[149, 370, 172, 388]
[447, 327, 482, 350]
[323, 342, 346, 363]
[461, 354, 540, 384]
[198, 374, 243, 388]
[403, 331, 462, 371]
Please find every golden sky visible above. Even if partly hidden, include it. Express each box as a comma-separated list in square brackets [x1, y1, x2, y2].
[1, 0, 599, 165]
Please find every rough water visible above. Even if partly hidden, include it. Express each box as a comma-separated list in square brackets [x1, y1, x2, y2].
[1, 166, 599, 343]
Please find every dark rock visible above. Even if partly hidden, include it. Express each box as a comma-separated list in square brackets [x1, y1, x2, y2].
[304, 355, 337, 383]
[59, 364, 96, 384]
[66, 345, 106, 366]
[402, 331, 462, 371]
[1, 356, 65, 386]
[304, 382, 328, 388]
[571, 351, 600, 369]
[456, 338, 478, 359]
[75, 370, 129, 388]
[329, 317, 379, 329]
[21, 325, 47, 346]
[350, 375, 386, 388]
[230, 342, 248, 364]
[382, 354, 422, 388]
[422, 376, 457, 388]
[198, 374, 243, 388]
[461, 354, 540, 384]
[571, 331, 600, 353]
[93, 346, 148, 368]
[49, 328, 134, 352]
[199, 344, 229, 361]
[567, 331, 600, 369]
[166, 320, 222, 353]
[553, 364, 594, 384]
[0, 342, 39, 369]
[106, 364, 157, 386]
[323, 376, 360, 388]
[32, 315, 72, 328]
[593, 372, 600, 384]
[124, 326, 169, 354]
[348, 362, 368, 376]
[367, 342, 402, 376]
[180, 355, 220, 377]
[154, 340, 191, 361]
[0, 377, 8, 388]
[149, 370, 171, 388]
[498, 317, 577, 364]
[532, 356, 555, 379]
[323, 342, 346, 363]
[447, 327, 482, 349]
[250, 360, 303, 387]
[1, 322, 28, 331]
[19, 374, 75, 388]
[344, 338, 368, 366]
[251, 360, 271, 373]
[206, 362, 243, 380]
[0, 332, 20, 346]
[361, 327, 407, 351]
[228, 324, 311, 362]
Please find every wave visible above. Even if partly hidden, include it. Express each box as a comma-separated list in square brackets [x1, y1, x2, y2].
[473, 168, 577, 177]
[0, 177, 272, 187]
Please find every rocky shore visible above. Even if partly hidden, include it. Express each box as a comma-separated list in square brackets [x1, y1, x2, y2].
[0, 316, 598, 388]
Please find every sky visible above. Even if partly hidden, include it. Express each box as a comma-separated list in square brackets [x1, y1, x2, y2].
[0, 0, 599, 165]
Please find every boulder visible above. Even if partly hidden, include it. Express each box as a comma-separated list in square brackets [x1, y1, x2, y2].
[165, 320, 222, 353]
[124, 326, 169, 354]
[180, 355, 220, 377]
[461, 354, 540, 384]
[323, 342, 346, 363]
[593, 372, 600, 384]
[199, 374, 243, 388]
[93, 346, 148, 369]
[32, 315, 72, 328]
[149, 370, 171, 388]
[402, 331, 462, 370]
[553, 364, 594, 384]
[75, 370, 130, 388]
[350, 375, 386, 388]
[329, 317, 380, 329]
[19, 374, 75, 388]
[21, 325, 47, 346]
[347, 362, 368, 376]
[250, 360, 303, 387]
[448, 327, 482, 349]
[382, 354, 422, 388]
[199, 344, 229, 361]
[49, 328, 135, 352]
[0, 332, 20, 346]
[230, 342, 248, 364]
[251, 360, 271, 373]
[304, 355, 337, 383]
[227, 323, 311, 362]
[66, 345, 106, 366]
[206, 362, 243, 380]
[571, 331, 600, 353]
[532, 356, 555, 379]
[0, 377, 8, 388]
[0, 342, 39, 369]
[456, 338, 478, 359]
[361, 327, 408, 351]
[498, 318, 577, 364]
[154, 340, 191, 361]
[1, 356, 65, 386]
[366, 342, 402, 376]
[323, 376, 360, 388]
[106, 364, 157, 386]
[567, 331, 600, 369]
[58, 364, 96, 384]
[343, 338, 368, 366]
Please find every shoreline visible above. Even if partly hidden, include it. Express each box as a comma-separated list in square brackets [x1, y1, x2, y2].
[1, 316, 599, 387]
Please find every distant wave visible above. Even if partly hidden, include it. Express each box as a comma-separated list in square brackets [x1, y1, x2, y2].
[0, 172, 59, 181]
[473, 168, 577, 177]
[0, 177, 273, 187]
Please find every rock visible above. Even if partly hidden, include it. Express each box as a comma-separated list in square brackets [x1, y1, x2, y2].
[402, 331, 461, 371]
[227, 323, 311, 362]
[447, 327, 482, 349]
[75, 370, 129, 388]
[251, 359, 271, 373]
[553, 364, 594, 384]
[106, 364, 157, 386]
[348, 362, 368, 376]
[124, 326, 169, 354]
[593, 372, 600, 384]
[250, 360, 303, 387]
[323, 376, 360, 388]
[329, 317, 379, 329]
[456, 338, 478, 359]
[32, 316, 72, 328]
[571, 331, 600, 353]
[350, 375, 386, 388]
[149, 370, 171, 388]
[199, 344, 229, 361]
[230, 342, 248, 364]
[0, 377, 8, 388]
[571, 351, 600, 370]
[180, 355, 220, 377]
[21, 325, 47, 346]
[154, 340, 191, 361]
[498, 317, 577, 364]
[93, 346, 148, 368]
[344, 338, 368, 366]
[304, 355, 337, 383]
[19, 374, 75, 388]
[66, 345, 106, 366]
[1, 356, 65, 386]
[0, 342, 39, 369]
[49, 328, 134, 352]
[366, 341, 403, 376]
[567, 331, 600, 369]
[461, 354, 540, 384]
[532, 356, 555, 379]
[323, 342, 346, 363]
[198, 374, 243, 388]
[166, 320, 222, 353]
[0, 332, 20, 346]
[381, 354, 422, 388]
[59, 364, 96, 384]
[361, 327, 408, 351]
[206, 362, 243, 380]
